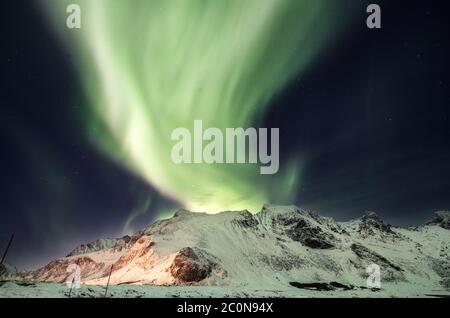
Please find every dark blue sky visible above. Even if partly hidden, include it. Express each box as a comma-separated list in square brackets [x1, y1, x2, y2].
[265, 0, 450, 225]
[1, 0, 450, 269]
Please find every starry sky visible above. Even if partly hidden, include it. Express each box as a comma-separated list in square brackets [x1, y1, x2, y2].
[1, 0, 450, 269]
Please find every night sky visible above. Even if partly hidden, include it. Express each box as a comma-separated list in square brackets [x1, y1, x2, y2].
[1, 0, 450, 269]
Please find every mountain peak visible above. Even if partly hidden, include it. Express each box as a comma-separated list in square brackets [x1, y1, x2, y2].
[354, 211, 399, 239]
[361, 211, 381, 221]
[67, 236, 132, 257]
[261, 204, 304, 215]
[174, 208, 195, 217]
[425, 211, 450, 229]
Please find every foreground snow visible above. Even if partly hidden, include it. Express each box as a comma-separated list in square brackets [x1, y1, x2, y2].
[1, 281, 449, 298]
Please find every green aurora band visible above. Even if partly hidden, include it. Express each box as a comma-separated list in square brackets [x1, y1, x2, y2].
[43, 0, 353, 213]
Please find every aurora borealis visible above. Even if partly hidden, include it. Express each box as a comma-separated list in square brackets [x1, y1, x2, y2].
[43, 0, 354, 212]
[2, 0, 450, 269]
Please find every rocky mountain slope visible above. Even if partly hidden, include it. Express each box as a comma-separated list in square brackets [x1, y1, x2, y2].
[14, 205, 450, 295]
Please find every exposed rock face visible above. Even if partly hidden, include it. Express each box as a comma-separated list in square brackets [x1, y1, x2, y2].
[22, 205, 450, 292]
[231, 211, 259, 228]
[426, 211, 450, 230]
[67, 236, 132, 257]
[287, 219, 335, 249]
[113, 235, 155, 271]
[262, 205, 336, 249]
[169, 247, 219, 283]
[290, 281, 354, 291]
[351, 243, 402, 272]
[357, 212, 398, 238]
[27, 256, 106, 283]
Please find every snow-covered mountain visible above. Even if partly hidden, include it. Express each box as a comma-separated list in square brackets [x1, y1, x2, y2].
[18, 205, 450, 295]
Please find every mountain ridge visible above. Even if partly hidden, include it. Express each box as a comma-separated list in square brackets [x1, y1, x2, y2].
[7, 205, 450, 296]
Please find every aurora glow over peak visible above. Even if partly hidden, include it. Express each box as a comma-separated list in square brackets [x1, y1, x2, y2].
[43, 0, 353, 212]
